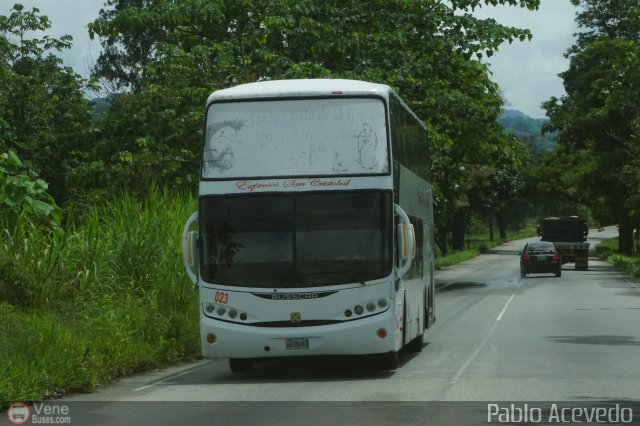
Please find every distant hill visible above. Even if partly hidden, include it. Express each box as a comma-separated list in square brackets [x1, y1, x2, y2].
[498, 109, 557, 151]
[89, 96, 112, 116]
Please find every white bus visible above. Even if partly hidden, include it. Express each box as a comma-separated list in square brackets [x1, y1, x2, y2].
[182, 79, 435, 372]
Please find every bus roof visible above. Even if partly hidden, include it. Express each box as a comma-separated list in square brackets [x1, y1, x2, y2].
[207, 79, 392, 103]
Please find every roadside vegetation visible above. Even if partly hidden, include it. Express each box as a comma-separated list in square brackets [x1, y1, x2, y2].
[0, 179, 199, 405]
[435, 223, 537, 269]
[1, 0, 638, 406]
[596, 239, 640, 278]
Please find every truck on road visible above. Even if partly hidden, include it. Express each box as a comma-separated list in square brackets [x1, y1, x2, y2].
[537, 216, 589, 271]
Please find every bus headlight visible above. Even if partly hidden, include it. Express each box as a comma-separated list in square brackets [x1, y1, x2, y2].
[377, 299, 388, 308]
[205, 303, 215, 314]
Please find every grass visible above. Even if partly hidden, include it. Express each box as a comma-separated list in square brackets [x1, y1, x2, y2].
[435, 225, 537, 269]
[0, 188, 200, 406]
[596, 238, 640, 277]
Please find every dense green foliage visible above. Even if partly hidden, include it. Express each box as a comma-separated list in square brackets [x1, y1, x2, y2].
[84, 0, 540, 253]
[0, 1, 544, 250]
[0, 187, 199, 404]
[569, 0, 640, 51]
[0, 5, 93, 202]
[0, 150, 60, 235]
[543, 0, 640, 254]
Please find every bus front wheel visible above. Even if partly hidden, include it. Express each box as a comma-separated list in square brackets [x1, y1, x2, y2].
[375, 351, 400, 371]
[229, 358, 254, 373]
[405, 333, 424, 352]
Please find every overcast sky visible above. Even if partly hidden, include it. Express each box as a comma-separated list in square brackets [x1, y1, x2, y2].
[1, 0, 579, 118]
[473, 1, 579, 118]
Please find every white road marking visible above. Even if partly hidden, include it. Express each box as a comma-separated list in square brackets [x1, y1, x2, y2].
[449, 291, 517, 384]
[134, 360, 216, 392]
[134, 384, 154, 392]
[496, 294, 516, 322]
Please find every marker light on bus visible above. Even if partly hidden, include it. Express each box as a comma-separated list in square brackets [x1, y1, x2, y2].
[206, 304, 251, 322]
[206, 333, 217, 344]
[377, 328, 387, 338]
[343, 299, 389, 318]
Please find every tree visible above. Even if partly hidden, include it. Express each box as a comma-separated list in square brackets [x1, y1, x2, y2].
[484, 134, 529, 240]
[0, 4, 93, 202]
[87, 0, 540, 251]
[543, 1, 640, 255]
[89, 0, 169, 93]
[544, 38, 640, 254]
[570, 0, 640, 51]
[517, 149, 586, 220]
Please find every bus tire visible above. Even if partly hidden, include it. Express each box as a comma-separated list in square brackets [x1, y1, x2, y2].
[376, 351, 400, 371]
[405, 333, 424, 352]
[229, 358, 254, 373]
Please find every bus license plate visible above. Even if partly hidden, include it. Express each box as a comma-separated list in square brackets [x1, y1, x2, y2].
[285, 338, 309, 351]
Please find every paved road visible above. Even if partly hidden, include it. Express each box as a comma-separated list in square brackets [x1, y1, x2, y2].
[52, 226, 640, 425]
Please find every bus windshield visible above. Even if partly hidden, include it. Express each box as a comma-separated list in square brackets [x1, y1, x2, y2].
[203, 97, 389, 179]
[199, 191, 392, 288]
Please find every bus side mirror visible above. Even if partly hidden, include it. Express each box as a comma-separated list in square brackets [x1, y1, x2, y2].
[397, 223, 410, 261]
[394, 204, 414, 279]
[182, 211, 199, 286]
[187, 231, 199, 268]
[397, 223, 416, 260]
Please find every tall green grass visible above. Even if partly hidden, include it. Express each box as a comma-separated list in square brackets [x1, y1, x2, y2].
[596, 238, 640, 277]
[0, 188, 200, 405]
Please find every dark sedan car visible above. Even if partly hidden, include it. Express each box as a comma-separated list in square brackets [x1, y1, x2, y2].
[520, 241, 562, 278]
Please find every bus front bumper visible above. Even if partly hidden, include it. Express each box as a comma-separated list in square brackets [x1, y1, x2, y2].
[200, 310, 397, 359]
